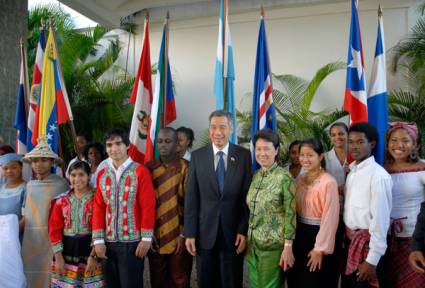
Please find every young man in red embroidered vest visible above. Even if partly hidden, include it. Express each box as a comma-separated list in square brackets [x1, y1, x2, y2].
[92, 128, 155, 287]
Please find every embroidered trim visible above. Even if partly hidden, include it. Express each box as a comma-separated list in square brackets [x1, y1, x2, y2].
[99, 163, 142, 242]
[141, 230, 154, 238]
[52, 242, 63, 254]
[387, 167, 425, 174]
[92, 230, 104, 241]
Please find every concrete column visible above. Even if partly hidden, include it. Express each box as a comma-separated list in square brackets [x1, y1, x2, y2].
[0, 0, 27, 146]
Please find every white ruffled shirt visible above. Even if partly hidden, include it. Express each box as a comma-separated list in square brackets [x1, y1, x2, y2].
[389, 169, 425, 237]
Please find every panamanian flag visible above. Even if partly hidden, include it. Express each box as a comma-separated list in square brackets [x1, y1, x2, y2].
[250, 13, 276, 171]
[368, 9, 388, 166]
[344, 0, 368, 124]
[28, 29, 46, 151]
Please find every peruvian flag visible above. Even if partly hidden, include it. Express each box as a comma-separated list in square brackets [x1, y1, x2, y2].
[144, 14, 176, 163]
[128, 16, 153, 164]
[28, 29, 46, 150]
[344, 0, 368, 124]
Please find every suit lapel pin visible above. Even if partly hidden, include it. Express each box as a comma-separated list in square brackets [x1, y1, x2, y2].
[230, 156, 235, 162]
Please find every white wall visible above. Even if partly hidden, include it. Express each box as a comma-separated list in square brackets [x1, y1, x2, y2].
[112, 0, 421, 143]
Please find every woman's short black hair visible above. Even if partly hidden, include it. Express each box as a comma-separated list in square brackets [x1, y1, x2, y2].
[176, 127, 195, 148]
[83, 142, 106, 161]
[68, 160, 91, 176]
[299, 138, 326, 169]
[254, 128, 280, 149]
[348, 122, 378, 143]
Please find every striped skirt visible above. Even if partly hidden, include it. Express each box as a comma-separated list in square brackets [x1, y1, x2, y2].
[50, 235, 105, 288]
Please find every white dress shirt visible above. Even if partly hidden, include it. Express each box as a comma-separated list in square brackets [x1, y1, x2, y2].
[107, 157, 133, 182]
[343, 156, 393, 266]
[212, 143, 229, 171]
[183, 150, 191, 162]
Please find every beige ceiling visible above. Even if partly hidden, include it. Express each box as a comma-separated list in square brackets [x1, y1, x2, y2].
[59, 0, 347, 28]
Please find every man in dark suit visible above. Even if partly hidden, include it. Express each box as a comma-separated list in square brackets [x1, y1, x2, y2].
[184, 110, 252, 288]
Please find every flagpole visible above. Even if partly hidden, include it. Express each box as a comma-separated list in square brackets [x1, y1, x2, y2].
[262, 5, 274, 92]
[162, 11, 169, 127]
[49, 17, 81, 160]
[19, 37, 30, 120]
[222, 0, 228, 110]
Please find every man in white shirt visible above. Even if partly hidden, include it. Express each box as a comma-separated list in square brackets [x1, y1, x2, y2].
[342, 122, 392, 288]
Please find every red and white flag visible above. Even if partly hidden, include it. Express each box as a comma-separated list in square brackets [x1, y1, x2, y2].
[128, 16, 153, 164]
[28, 29, 46, 150]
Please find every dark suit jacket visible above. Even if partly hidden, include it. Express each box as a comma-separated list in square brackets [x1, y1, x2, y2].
[184, 143, 252, 250]
[412, 201, 425, 252]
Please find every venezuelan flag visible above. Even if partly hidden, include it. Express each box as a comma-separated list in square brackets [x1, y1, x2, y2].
[32, 25, 73, 152]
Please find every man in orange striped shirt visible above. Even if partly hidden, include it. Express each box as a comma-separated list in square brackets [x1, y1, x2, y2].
[146, 127, 192, 288]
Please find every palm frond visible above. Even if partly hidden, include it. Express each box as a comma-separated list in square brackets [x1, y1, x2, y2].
[194, 129, 211, 149]
[390, 17, 425, 73]
[301, 61, 345, 115]
[238, 61, 346, 162]
[78, 39, 121, 80]
[272, 74, 308, 112]
[388, 90, 425, 122]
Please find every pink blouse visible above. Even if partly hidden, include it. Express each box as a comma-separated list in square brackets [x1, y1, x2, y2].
[296, 172, 339, 254]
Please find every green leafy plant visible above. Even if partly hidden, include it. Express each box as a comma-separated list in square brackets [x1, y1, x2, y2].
[28, 4, 134, 161]
[238, 61, 347, 162]
[389, 2, 425, 156]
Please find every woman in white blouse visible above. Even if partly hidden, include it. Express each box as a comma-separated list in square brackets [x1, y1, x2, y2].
[324, 122, 349, 288]
[384, 121, 425, 288]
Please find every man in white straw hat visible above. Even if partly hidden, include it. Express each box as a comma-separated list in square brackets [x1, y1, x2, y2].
[21, 136, 69, 288]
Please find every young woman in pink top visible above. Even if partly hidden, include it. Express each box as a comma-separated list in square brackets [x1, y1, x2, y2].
[287, 138, 340, 288]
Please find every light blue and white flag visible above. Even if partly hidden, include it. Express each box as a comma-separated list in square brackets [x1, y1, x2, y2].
[367, 8, 388, 166]
[213, 0, 237, 143]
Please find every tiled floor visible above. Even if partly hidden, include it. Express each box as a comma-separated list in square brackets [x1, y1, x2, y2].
[143, 258, 251, 287]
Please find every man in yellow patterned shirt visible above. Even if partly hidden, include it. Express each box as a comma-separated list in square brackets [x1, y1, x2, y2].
[145, 127, 192, 288]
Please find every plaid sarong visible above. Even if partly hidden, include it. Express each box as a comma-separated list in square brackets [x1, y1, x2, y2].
[387, 237, 425, 288]
[345, 227, 378, 287]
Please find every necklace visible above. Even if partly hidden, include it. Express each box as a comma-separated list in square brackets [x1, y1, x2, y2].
[303, 169, 323, 185]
